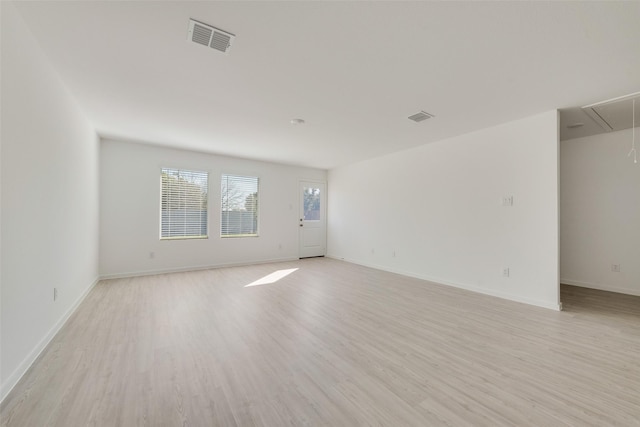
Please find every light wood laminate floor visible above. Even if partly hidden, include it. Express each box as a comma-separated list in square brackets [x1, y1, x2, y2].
[2, 258, 639, 426]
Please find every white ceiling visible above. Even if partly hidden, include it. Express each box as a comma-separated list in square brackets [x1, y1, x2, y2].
[13, 1, 640, 169]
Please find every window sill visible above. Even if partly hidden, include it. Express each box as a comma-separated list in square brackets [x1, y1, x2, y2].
[160, 236, 208, 241]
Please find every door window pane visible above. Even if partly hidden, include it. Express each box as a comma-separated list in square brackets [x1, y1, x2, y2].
[303, 187, 320, 220]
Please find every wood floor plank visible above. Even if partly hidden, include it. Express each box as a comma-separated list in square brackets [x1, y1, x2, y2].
[2, 258, 639, 426]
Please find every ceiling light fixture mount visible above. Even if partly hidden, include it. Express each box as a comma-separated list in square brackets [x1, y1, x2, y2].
[290, 118, 305, 125]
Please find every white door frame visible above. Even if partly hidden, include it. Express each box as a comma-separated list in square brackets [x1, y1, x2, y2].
[299, 180, 327, 258]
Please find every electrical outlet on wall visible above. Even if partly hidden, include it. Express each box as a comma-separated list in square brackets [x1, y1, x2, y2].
[501, 196, 514, 207]
[53, 288, 58, 301]
[502, 267, 510, 277]
[611, 264, 621, 273]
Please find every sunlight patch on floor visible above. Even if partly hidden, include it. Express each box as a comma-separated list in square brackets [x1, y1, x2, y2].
[244, 268, 299, 287]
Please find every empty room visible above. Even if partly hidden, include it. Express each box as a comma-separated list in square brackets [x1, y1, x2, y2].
[1, 1, 639, 426]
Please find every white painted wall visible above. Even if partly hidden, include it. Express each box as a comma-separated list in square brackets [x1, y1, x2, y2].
[1, 3, 100, 400]
[99, 139, 326, 277]
[328, 111, 560, 310]
[560, 128, 640, 296]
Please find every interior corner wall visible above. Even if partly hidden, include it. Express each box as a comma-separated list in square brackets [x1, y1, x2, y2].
[1, 2, 100, 400]
[560, 128, 640, 296]
[99, 139, 326, 278]
[327, 110, 560, 310]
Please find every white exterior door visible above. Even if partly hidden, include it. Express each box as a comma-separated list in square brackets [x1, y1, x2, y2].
[299, 181, 326, 258]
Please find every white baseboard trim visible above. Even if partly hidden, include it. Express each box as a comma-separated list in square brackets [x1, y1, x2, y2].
[99, 256, 300, 280]
[1, 276, 100, 404]
[327, 255, 561, 311]
[561, 278, 640, 297]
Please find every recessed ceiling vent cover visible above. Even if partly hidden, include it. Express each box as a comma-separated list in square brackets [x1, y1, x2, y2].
[582, 92, 640, 132]
[187, 19, 235, 54]
[408, 111, 434, 122]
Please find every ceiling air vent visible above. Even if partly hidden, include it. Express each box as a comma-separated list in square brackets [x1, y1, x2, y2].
[408, 111, 434, 122]
[187, 19, 235, 54]
[582, 91, 640, 132]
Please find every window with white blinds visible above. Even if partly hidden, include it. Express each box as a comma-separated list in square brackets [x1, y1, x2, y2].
[221, 174, 259, 237]
[160, 168, 208, 239]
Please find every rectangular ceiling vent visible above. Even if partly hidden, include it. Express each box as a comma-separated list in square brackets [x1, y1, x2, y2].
[408, 111, 435, 123]
[582, 91, 640, 132]
[187, 19, 235, 54]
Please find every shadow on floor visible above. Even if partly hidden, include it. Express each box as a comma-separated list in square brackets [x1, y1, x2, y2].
[561, 284, 639, 318]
